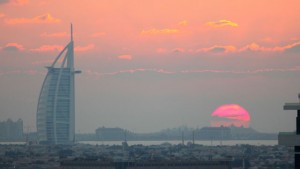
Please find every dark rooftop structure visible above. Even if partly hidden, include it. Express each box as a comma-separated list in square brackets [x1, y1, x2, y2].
[278, 94, 300, 168]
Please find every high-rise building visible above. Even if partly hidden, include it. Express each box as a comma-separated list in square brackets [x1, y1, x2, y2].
[0, 119, 23, 141]
[36, 24, 80, 144]
[278, 94, 300, 168]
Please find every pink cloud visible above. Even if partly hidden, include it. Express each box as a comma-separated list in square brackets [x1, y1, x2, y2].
[260, 37, 278, 44]
[85, 68, 175, 77]
[2, 42, 24, 51]
[239, 42, 300, 52]
[240, 43, 262, 52]
[83, 66, 300, 78]
[239, 42, 283, 52]
[194, 42, 300, 54]
[141, 28, 179, 35]
[40, 32, 68, 38]
[178, 20, 188, 26]
[30, 45, 63, 52]
[197, 45, 236, 54]
[180, 66, 300, 74]
[74, 44, 95, 52]
[284, 42, 300, 53]
[30, 44, 94, 53]
[5, 13, 60, 24]
[117, 54, 132, 60]
[155, 48, 186, 54]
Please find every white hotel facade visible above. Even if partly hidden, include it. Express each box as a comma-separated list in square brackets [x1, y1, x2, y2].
[36, 25, 80, 144]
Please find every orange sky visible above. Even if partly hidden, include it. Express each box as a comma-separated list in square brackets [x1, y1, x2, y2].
[1, 0, 300, 133]
[1, 0, 300, 56]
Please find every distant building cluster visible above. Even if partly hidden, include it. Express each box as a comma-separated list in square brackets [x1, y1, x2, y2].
[0, 119, 23, 141]
[198, 126, 231, 140]
[96, 127, 128, 141]
[90, 126, 277, 142]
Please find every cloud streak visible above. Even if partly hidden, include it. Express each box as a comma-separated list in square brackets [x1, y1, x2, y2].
[117, 54, 133, 60]
[30, 45, 63, 52]
[141, 28, 179, 35]
[152, 41, 300, 56]
[5, 13, 60, 24]
[85, 68, 174, 77]
[239, 42, 300, 53]
[1, 42, 24, 51]
[74, 44, 95, 52]
[193, 41, 300, 55]
[178, 20, 188, 26]
[83, 66, 300, 78]
[30, 44, 95, 52]
[284, 42, 300, 53]
[197, 45, 236, 54]
[206, 20, 238, 27]
[2, 66, 300, 79]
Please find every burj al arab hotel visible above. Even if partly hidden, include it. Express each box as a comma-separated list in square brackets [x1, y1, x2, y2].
[36, 25, 81, 144]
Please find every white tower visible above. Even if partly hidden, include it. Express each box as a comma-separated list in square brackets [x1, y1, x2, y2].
[36, 24, 81, 144]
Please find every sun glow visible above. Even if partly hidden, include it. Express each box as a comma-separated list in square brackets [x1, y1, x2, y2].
[211, 104, 250, 127]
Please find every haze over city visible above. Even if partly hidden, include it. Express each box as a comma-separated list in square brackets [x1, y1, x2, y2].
[1, 0, 300, 134]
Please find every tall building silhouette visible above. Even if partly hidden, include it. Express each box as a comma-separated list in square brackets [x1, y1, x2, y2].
[0, 119, 23, 141]
[36, 24, 80, 144]
[278, 94, 300, 168]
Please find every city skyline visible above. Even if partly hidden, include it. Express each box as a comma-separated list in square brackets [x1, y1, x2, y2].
[1, 0, 300, 133]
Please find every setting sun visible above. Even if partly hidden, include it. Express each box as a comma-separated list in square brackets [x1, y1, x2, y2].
[211, 104, 250, 127]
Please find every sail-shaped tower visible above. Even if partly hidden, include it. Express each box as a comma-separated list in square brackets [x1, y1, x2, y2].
[36, 24, 80, 144]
